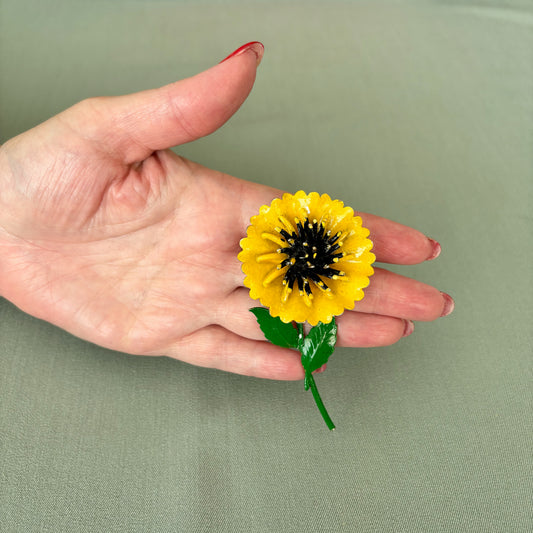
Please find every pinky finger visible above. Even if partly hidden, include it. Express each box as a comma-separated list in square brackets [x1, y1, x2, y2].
[164, 325, 305, 380]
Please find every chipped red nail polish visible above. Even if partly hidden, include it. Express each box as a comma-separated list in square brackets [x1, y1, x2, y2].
[402, 320, 415, 337]
[312, 364, 327, 375]
[440, 292, 455, 317]
[427, 238, 441, 261]
[220, 41, 264, 65]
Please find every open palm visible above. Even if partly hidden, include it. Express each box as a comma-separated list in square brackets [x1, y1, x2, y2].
[0, 43, 452, 379]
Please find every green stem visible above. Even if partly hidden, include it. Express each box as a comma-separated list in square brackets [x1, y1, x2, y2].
[297, 322, 335, 431]
[306, 372, 336, 431]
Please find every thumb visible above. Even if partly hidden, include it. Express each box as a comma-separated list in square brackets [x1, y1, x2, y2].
[76, 41, 264, 163]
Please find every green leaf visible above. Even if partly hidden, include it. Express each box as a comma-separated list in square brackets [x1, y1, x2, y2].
[301, 318, 337, 375]
[249, 307, 299, 348]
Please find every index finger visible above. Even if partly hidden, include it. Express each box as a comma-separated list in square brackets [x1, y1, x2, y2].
[358, 212, 440, 265]
[237, 185, 439, 266]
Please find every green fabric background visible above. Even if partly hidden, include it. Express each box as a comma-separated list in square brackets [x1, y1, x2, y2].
[1, 1, 532, 531]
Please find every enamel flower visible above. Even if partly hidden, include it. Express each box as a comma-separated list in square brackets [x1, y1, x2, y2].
[239, 191, 375, 430]
[239, 191, 375, 326]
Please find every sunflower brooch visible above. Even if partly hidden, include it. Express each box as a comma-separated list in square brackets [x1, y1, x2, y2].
[239, 191, 376, 429]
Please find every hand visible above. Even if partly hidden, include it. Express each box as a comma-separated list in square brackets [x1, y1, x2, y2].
[0, 42, 453, 380]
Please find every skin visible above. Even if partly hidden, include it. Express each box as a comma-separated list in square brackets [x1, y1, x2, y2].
[0, 44, 453, 380]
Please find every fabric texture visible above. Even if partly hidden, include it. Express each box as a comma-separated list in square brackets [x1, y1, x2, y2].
[1, 1, 532, 531]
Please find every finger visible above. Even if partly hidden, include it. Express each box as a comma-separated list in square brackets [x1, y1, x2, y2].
[223, 264, 449, 336]
[70, 42, 264, 163]
[215, 287, 267, 341]
[353, 267, 452, 321]
[336, 311, 413, 347]
[164, 325, 304, 380]
[236, 188, 440, 266]
[219, 287, 414, 348]
[357, 212, 440, 265]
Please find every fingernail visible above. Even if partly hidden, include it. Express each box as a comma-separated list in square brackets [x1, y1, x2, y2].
[313, 364, 327, 375]
[402, 319, 415, 337]
[220, 41, 264, 66]
[426, 238, 441, 261]
[440, 292, 455, 317]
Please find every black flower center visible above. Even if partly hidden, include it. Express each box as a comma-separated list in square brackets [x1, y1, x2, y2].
[278, 218, 344, 296]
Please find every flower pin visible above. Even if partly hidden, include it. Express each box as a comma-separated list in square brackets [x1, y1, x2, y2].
[239, 191, 376, 429]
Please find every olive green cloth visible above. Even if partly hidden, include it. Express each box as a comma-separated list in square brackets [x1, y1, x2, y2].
[1, 1, 531, 532]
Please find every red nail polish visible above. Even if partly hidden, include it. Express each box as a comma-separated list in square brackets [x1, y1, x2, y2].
[402, 320, 415, 337]
[440, 292, 455, 317]
[427, 238, 441, 261]
[220, 41, 264, 65]
[313, 364, 327, 375]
